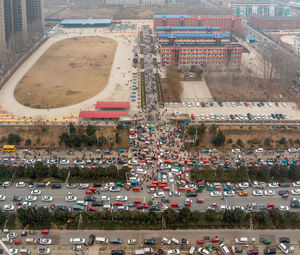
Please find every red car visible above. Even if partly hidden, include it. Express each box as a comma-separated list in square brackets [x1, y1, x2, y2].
[244, 102, 249, 107]
[184, 202, 192, 207]
[171, 202, 179, 208]
[137, 203, 149, 209]
[87, 206, 98, 212]
[201, 102, 205, 107]
[134, 200, 141, 204]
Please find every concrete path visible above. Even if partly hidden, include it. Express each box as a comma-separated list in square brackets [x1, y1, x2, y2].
[0, 29, 135, 120]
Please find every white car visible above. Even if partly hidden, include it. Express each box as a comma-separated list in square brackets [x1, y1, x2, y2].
[26, 195, 37, 202]
[22, 202, 32, 208]
[288, 148, 298, 153]
[31, 189, 42, 196]
[7, 232, 17, 239]
[4, 204, 15, 211]
[70, 238, 85, 244]
[167, 249, 180, 255]
[291, 189, 300, 195]
[16, 182, 25, 188]
[116, 195, 128, 202]
[39, 238, 52, 245]
[3, 181, 11, 187]
[0, 195, 6, 201]
[292, 182, 300, 187]
[252, 190, 263, 196]
[162, 237, 171, 245]
[238, 182, 249, 188]
[279, 205, 289, 211]
[198, 248, 210, 255]
[127, 239, 136, 245]
[224, 191, 235, 197]
[102, 195, 111, 201]
[255, 148, 264, 153]
[38, 248, 51, 254]
[65, 195, 77, 202]
[210, 191, 222, 197]
[9, 249, 18, 254]
[232, 149, 241, 154]
[168, 173, 174, 183]
[42, 196, 53, 202]
[264, 190, 275, 196]
[169, 191, 181, 197]
[60, 159, 70, 165]
[232, 206, 245, 210]
[268, 182, 279, 188]
[154, 192, 165, 198]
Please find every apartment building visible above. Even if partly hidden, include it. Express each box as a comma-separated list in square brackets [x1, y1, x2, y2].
[26, 0, 45, 35]
[153, 15, 242, 32]
[294, 36, 300, 55]
[0, 1, 6, 55]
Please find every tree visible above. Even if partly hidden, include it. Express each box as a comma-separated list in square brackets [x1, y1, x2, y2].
[212, 131, 226, 146]
[289, 165, 300, 180]
[257, 166, 271, 181]
[68, 123, 76, 134]
[236, 139, 244, 147]
[197, 124, 206, 136]
[264, 137, 271, 147]
[187, 126, 196, 137]
[86, 125, 97, 136]
[205, 209, 218, 222]
[25, 139, 32, 146]
[7, 133, 21, 145]
[209, 124, 218, 134]
[270, 165, 280, 179]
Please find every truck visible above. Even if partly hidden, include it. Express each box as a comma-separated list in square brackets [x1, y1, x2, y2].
[135, 248, 153, 255]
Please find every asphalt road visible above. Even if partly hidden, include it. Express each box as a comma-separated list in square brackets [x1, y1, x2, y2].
[2, 229, 300, 255]
[0, 184, 299, 212]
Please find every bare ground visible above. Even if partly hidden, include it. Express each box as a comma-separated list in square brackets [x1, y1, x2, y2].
[205, 73, 299, 104]
[186, 125, 300, 149]
[14, 36, 117, 109]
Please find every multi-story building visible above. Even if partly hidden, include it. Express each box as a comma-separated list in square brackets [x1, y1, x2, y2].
[26, 0, 44, 35]
[249, 14, 300, 30]
[229, 0, 290, 17]
[0, 1, 6, 55]
[293, 35, 300, 55]
[153, 15, 242, 32]
[104, 0, 179, 5]
[154, 15, 245, 65]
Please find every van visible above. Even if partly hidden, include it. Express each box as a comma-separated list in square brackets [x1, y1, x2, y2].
[70, 238, 86, 244]
[96, 237, 108, 244]
[3, 229, 9, 233]
[1, 238, 9, 243]
[20, 249, 31, 254]
[144, 248, 153, 254]
[189, 247, 195, 255]
[278, 243, 288, 254]
[171, 238, 179, 244]
[235, 237, 248, 244]
[26, 238, 34, 244]
[103, 204, 112, 210]
[220, 244, 231, 255]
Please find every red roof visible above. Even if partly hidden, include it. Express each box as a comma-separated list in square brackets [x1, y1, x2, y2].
[79, 111, 128, 119]
[96, 101, 130, 109]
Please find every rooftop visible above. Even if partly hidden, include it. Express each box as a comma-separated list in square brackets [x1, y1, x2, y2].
[79, 111, 129, 119]
[250, 14, 300, 20]
[158, 33, 231, 38]
[154, 15, 189, 18]
[60, 19, 112, 25]
[156, 26, 220, 30]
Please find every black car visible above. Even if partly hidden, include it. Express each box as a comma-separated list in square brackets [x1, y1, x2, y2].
[278, 190, 289, 196]
[279, 183, 290, 187]
[92, 201, 104, 207]
[279, 237, 290, 243]
[57, 205, 68, 211]
[111, 250, 125, 255]
[21, 231, 27, 236]
[291, 201, 300, 208]
[144, 239, 156, 245]
[181, 238, 188, 245]
[149, 205, 161, 211]
[36, 182, 46, 188]
[93, 183, 102, 187]
[186, 192, 197, 197]
[51, 183, 62, 189]
[88, 234, 95, 246]
[264, 248, 276, 254]
[84, 196, 96, 202]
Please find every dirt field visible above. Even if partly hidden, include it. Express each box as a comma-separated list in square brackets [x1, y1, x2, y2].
[14, 36, 117, 109]
[186, 125, 300, 149]
[0, 126, 128, 149]
[205, 73, 299, 104]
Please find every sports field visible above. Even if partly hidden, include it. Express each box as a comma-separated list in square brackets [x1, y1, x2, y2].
[14, 36, 117, 109]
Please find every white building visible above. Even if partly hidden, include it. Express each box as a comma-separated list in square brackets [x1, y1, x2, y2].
[293, 35, 300, 55]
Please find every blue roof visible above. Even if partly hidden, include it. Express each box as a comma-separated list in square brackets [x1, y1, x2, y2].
[156, 26, 220, 30]
[245, 35, 256, 41]
[61, 19, 112, 25]
[158, 33, 230, 38]
[153, 15, 189, 18]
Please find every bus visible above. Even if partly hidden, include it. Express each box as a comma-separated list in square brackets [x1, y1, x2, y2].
[2, 145, 16, 152]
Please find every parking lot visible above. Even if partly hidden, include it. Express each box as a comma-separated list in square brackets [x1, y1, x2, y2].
[163, 101, 300, 121]
[2, 229, 300, 255]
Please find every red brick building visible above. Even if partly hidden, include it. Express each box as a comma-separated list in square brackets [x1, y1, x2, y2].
[249, 15, 300, 30]
[153, 15, 243, 32]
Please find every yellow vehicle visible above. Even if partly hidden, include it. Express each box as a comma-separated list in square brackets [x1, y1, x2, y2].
[2, 145, 16, 152]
